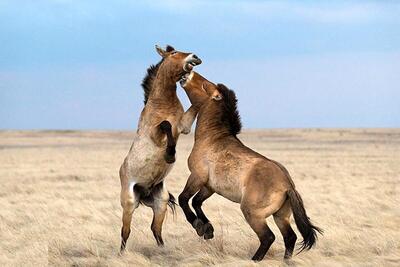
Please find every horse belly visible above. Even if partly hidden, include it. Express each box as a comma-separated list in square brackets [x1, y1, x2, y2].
[124, 136, 172, 186]
[208, 167, 243, 203]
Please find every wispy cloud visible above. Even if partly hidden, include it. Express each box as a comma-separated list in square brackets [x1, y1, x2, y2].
[141, 0, 400, 24]
[2, 0, 398, 25]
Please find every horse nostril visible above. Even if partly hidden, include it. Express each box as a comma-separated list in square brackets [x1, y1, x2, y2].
[192, 54, 198, 59]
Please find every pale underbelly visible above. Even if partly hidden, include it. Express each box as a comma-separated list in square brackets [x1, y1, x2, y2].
[124, 135, 173, 187]
[207, 175, 243, 203]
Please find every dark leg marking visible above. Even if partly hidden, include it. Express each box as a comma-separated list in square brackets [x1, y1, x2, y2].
[192, 187, 214, 239]
[120, 227, 131, 253]
[283, 227, 297, 259]
[178, 174, 204, 233]
[241, 204, 276, 261]
[273, 200, 297, 259]
[159, 120, 175, 164]
[252, 227, 276, 261]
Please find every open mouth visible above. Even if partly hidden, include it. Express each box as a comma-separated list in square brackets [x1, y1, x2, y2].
[179, 72, 191, 87]
[183, 55, 202, 72]
[183, 62, 198, 72]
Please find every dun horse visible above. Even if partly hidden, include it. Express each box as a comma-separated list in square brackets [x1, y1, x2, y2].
[178, 72, 322, 261]
[119, 46, 201, 252]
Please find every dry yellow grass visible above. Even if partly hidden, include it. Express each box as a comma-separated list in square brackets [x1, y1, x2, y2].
[0, 129, 399, 266]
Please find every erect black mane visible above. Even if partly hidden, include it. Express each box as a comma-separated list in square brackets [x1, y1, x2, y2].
[141, 45, 175, 105]
[216, 84, 242, 136]
[141, 59, 163, 105]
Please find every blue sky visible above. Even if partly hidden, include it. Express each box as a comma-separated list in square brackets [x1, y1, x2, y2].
[1, 0, 399, 129]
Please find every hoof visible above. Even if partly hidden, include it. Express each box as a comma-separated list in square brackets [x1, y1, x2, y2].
[284, 253, 293, 260]
[164, 154, 175, 164]
[203, 223, 214, 240]
[251, 254, 264, 262]
[192, 218, 205, 236]
[119, 247, 126, 256]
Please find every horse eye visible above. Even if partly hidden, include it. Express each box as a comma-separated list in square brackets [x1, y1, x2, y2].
[171, 51, 177, 55]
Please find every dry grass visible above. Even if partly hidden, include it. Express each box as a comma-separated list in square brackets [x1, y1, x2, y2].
[0, 129, 399, 266]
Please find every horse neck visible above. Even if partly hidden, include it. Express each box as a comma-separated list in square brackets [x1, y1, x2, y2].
[148, 65, 178, 105]
[195, 104, 231, 142]
[183, 88, 207, 110]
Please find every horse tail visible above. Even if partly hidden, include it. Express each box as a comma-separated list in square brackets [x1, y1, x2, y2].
[287, 188, 323, 252]
[167, 192, 177, 216]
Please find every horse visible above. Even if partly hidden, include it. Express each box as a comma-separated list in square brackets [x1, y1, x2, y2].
[178, 71, 322, 261]
[119, 45, 202, 252]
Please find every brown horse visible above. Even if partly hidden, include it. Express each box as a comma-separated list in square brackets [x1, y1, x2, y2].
[178, 72, 322, 261]
[119, 46, 201, 252]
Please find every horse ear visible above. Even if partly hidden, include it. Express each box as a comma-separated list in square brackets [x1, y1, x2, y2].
[165, 45, 175, 52]
[155, 45, 167, 58]
[212, 90, 223, 101]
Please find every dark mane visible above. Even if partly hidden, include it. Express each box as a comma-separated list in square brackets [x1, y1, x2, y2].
[141, 45, 175, 104]
[141, 59, 163, 105]
[216, 84, 242, 135]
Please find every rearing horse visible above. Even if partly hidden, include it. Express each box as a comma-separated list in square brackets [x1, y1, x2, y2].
[119, 45, 201, 252]
[178, 71, 322, 261]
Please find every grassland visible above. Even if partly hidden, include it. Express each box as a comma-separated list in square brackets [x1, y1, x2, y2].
[0, 129, 398, 266]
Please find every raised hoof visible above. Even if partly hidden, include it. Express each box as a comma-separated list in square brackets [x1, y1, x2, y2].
[164, 154, 176, 164]
[203, 223, 214, 240]
[192, 218, 205, 236]
[251, 254, 264, 262]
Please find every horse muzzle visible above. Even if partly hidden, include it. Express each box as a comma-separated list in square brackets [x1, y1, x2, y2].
[183, 54, 202, 72]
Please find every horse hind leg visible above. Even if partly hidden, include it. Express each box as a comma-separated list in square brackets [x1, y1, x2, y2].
[141, 182, 170, 246]
[241, 204, 276, 261]
[192, 186, 214, 239]
[240, 190, 289, 261]
[273, 199, 297, 259]
[120, 181, 139, 253]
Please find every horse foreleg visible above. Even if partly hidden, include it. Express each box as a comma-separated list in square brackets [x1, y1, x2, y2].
[178, 105, 199, 134]
[178, 174, 205, 233]
[192, 186, 215, 239]
[159, 120, 176, 164]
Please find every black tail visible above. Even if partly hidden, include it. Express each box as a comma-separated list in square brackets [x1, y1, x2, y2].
[287, 189, 323, 253]
[167, 192, 177, 216]
[134, 183, 177, 217]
